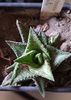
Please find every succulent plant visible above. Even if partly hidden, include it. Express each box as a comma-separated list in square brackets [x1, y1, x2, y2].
[2, 20, 71, 97]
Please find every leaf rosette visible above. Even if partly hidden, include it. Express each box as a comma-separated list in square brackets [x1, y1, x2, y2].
[2, 20, 71, 97]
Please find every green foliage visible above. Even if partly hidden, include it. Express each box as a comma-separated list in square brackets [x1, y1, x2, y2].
[16, 20, 28, 43]
[25, 27, 50, 59]
[38, 31, 48, 47]
[35, 77, 45, 97]
[29, 60, 54, 81]
[2, 72, 13, 86]
[13, 68, 38, 84]
[15, 50, 40, 68]
[10, 63, 21, 84]
[48, 32, 60, 45]
[46, 45, 71, 70]
[6, 41, 26, 57]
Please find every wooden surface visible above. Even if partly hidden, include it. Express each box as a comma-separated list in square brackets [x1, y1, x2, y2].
[0, 91, 71, 100]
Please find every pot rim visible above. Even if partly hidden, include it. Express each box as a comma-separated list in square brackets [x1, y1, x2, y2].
[0, 2, 70, 9]
[0, 86, 71, 92]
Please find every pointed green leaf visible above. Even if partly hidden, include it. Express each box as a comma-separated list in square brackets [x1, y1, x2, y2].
[2, 72, 12, 86]
[2, 63, 20, 85]
[29, 60, 54, 81]
[6, 41, 26, 57]
[24, 27, 50, 59]
[10, 63, 21, 84]
[48, 33, 60, 45]
[38, 32, 48, 47]
[13, 68, 37, 84]
[6, 62, 17, 72]
[16, 20, 28, 43]
[34, 77, 45, 97]
[15, 50, 40, 68]
[35, 53, 44, 65]
[46, 45, 71, 70]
